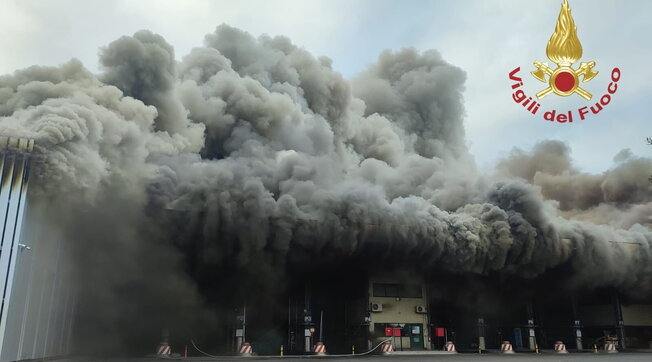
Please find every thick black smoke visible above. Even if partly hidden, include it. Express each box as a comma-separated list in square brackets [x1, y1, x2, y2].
[0, 24, 650, 352]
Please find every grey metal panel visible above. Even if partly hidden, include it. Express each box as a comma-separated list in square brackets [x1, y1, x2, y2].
[0, 154, 29, 334]
[0, 137, 11, 231]
[0, 138, 50, 362]
[0, 137, 76, 362]
[41, 235, 63, 357]
[14, 228, 37, 360]
[0, 153, 17, 279]
[0, 147, 22, 356]
[7, 199, 46, 361]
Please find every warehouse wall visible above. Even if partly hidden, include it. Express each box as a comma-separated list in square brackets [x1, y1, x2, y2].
[622, 305, 652, 326]
[0, 137, 76, 362]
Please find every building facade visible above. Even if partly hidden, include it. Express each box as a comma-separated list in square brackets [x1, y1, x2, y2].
[0, 137, 76, 362]
[368, 274, 430, 350]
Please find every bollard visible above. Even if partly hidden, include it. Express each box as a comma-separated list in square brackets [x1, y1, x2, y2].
[312, 341, 327, 355]
[380, 342, 394, 355]
[554, 341, 569, 353]
[478, 344, 482, 354]
[280, 345, 284, 356]
[535, 343, 539, 354]
[604, 340, 618, 353]
[239, 342, 253, 356]
[352, 345, 355, 355]
[184, 344, 188, 358]
[444, 341, 457, 353]
[500, 341, 515, 354]
[594, 344, 598, 353]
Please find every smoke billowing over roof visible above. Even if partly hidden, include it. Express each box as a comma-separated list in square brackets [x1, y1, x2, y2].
[0, 24, 650, 352]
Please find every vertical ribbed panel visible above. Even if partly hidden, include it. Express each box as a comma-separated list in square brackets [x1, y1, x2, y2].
[0, 137, 33, 359]
[0, 139, 76, 362]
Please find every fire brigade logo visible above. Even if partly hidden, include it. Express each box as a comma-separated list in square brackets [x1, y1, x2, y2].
[531, 0, 597, 100]
[508, 0, 621, 123]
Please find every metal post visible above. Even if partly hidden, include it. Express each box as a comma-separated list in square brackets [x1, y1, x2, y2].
[319, 310, 324, 342]
[304, 329, 311, 353]
[305, 283, 311, 353]
[526, 302, 536, 351]
[612, 290, 626, 350]
[571, 296, 583, 350]
[243, 303, 247, 343]
[477, 318, 485, 351]
[424, 283, 432, 350]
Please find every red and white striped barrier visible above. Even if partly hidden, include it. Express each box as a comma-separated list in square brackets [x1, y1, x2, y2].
[604, 341, 618, 353]
[380, 341, 394, 355]
[554, 341, 568, 353]
[156, 342, 172, 357]
[312, 341, 327, 355]
[444, 341, 457, 352]
[500, 340, 515, 353]
[239, 342, 253, 356]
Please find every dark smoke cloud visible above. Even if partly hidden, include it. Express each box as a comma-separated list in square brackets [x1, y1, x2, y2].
[0, 24, 650, 352]
[498, 140, 652, 228]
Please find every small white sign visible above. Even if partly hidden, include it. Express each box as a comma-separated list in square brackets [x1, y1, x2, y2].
[304, 329, 312, 337]
[235, 329, 243, 337]
[576, 330, 582, 337]
[529, 329, 535, 337]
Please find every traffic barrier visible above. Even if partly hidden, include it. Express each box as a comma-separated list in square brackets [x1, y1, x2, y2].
[554, 341, 568, 353]
[380, 341, 394, 355]
[156, 341, 172, 357]
[239, 342, 253, 356]
[500, 340, 515, 353]
[444, 341, 457, 352]
[604, 340, 618, 353]
[312, 341, 327, 355]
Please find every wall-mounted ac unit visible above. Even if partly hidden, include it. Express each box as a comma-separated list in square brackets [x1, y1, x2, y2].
[415, 305, 427, 314]
[371, 303, 383, 312]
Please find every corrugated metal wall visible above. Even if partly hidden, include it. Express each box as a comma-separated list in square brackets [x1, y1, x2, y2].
[0, 137, 76, 362]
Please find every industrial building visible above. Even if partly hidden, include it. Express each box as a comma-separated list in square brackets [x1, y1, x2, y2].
[0, 137, 75, 362]
[224, 269, 652, 355]
[1, 136, 652, 360]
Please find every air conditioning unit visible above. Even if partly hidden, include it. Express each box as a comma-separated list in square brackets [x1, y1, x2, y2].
[415, 305, 427, 314]
[371, 303, 383, 312]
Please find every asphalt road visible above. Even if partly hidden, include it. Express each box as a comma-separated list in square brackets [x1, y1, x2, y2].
[52, 352, 652, 362]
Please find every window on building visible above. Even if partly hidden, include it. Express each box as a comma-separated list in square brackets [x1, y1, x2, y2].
[373, 283, 422, 298]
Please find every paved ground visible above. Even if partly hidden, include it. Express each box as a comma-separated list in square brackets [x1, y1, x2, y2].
[48, 352, 652, 362]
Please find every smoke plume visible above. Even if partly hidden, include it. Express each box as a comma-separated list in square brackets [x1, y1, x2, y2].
[0, 24, 650, 352]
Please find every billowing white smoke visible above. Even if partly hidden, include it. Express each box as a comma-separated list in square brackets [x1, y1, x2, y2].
[0, 24, 650, 350]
